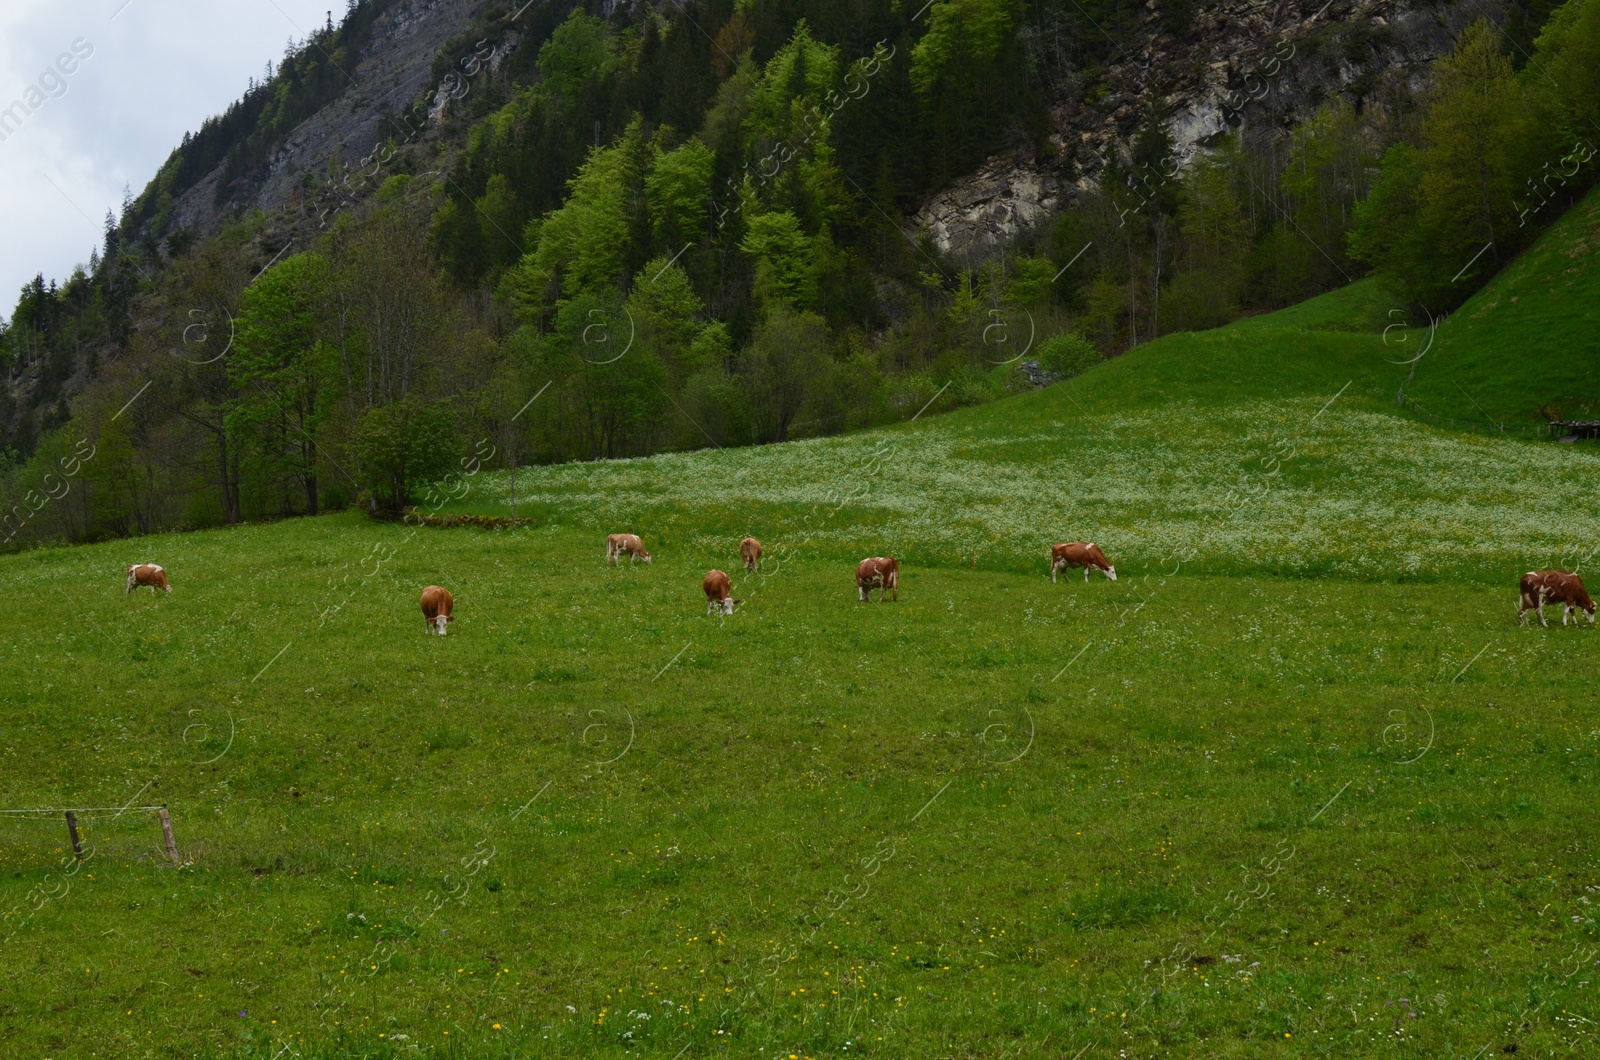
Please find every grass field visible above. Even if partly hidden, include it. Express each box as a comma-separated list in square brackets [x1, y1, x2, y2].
[5, 279, 1600, 1058]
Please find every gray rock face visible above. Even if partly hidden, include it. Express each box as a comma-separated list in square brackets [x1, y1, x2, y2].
[912, 0, 1506, 261]
[911, 157, 1061, 269]
[160, 0, 489, 244]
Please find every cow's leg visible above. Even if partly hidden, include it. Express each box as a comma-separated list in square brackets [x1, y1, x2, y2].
[1538, 597, 1549, 627]
[1084, 567, 1090, 583]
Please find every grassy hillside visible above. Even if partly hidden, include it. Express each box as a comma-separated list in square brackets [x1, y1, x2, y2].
[1405, 183, 1600, 426]
[5, 278, 1600, 1057]
[463, 280, 1600, 584]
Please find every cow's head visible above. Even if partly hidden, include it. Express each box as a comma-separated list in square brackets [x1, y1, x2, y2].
[641, 551, 652, 565]
[433, 613, 453, 635]
[725, 598, 740, 615]
[1103, 565, 1117, 581]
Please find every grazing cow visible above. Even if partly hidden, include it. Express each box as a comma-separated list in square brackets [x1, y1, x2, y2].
[703, 569, 740, 615]
[1519, 570, 1596, 627]
[420, 585, 454, 635]
[856, 557, 899, 603]
[1050, 542, 1117, 583]
[740, 536, 762, 572]
[606, 533, 652, 566]
[126, 564, 171, 594]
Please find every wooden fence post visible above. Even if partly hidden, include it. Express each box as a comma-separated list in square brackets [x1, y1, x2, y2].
[65, 811, 83, 861]
[159, 806, 180, 865]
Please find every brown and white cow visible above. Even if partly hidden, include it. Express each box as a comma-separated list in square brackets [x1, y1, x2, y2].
[1050, 542, 1117, 583]
[1519, 570, 1596, 627]
[420, 585, 455, 635]
[740, 536, 762, 572]
[856, 557, 899, 603]
[606, 533, 652, 566]
[704, 569, 740, 615]
[126, 563, 171, 594]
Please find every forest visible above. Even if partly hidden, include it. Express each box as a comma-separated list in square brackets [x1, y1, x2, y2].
[2, 0, 1597, 547]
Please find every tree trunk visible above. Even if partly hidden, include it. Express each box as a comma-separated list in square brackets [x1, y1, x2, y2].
[216, 429, 241, 524]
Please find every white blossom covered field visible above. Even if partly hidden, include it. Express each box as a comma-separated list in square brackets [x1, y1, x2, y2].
[478, 367, 1600, 585]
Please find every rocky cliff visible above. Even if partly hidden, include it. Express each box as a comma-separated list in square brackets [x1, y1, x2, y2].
[158, 0, 490, 247]
[913, 0, 1505, 262]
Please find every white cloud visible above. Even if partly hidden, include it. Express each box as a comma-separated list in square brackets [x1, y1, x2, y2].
[0, 0, 335, 307]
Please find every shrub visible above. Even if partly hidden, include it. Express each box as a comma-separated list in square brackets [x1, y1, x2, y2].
[1037, 332, 1102, 379]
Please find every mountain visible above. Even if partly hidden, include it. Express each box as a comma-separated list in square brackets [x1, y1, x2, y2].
[157, 0, 493, 246]
[1, 0, 1591, 551]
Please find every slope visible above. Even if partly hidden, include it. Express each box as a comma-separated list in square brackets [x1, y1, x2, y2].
[459, 279, 1600, 584]
[1404, 181, 1600, 426]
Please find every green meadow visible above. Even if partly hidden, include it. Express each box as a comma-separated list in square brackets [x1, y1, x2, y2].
[4, 278, 1600, 1058]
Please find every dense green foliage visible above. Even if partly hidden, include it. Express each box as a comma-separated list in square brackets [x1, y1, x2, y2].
[5, 277, 1600, 1055]
[1350, 1, 1600, 306]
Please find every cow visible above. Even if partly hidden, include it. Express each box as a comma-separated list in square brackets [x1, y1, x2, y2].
[606, 533, 651, 566]
[126, 564, 171, 594]
[856, 557, 899, 602]
[1519, 570, 1596, 627]
[420, 585, 454, 635]
[740, 536, 762, 572]
[703, 569, 740, 615]
[1050, 542, 1117, 583]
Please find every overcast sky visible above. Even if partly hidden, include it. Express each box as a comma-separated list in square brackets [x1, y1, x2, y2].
[0, 0, 335, 312]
